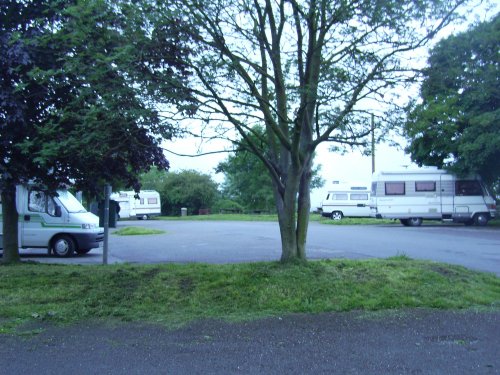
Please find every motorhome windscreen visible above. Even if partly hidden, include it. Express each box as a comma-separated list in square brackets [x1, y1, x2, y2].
[57, 190, 87, 213]
[456, 180, 483, 196]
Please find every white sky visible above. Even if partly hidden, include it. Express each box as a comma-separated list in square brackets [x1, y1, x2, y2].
[162, 1, 496, 210]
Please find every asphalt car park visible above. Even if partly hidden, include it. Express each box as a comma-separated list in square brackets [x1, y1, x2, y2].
[12, 220, 500, 276]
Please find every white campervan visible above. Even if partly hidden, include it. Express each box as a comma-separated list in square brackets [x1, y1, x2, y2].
[0, 185, 104, 256]
[321, 182, 371, 220]
[370, 168, 496, 226]
[110, 190, 161, 220]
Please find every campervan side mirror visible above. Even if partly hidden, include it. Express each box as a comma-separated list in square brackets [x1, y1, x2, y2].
[55, 205, 62, 217]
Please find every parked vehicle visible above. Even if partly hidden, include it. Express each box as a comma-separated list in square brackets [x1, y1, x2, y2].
[110, 190, 161, 220]
[321, 182, 371, 220]
[370, 168, 496, 226]
[0, 185, 104, 256]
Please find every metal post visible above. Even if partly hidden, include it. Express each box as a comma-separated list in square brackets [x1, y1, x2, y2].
[103, 184, 111, 265]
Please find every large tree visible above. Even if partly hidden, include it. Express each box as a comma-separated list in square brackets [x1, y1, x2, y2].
[0, 0, 193, 262]
[158, 0, 468, 262]
[217, 127, 324, 212]
[404, 13, 500, 186]
[160, 170, 220, 216]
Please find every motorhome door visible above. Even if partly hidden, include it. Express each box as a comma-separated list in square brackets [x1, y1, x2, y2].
[440, 174, 455, 218]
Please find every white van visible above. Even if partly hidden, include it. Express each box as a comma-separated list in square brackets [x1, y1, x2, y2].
[0, 185, 104, 256]
[110, 190, 161, 220]
[370, 168, 496, 226]
[321, 182, 371, 220]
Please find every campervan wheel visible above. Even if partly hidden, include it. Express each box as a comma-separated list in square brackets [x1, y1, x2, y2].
[331, 211, 343, 220]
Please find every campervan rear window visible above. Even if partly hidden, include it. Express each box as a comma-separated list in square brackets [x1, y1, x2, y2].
[415, 181, 436, 192]
[350, 193, 369, 200]
[385, 182, 405, 195]
[456, 180, 483, 196]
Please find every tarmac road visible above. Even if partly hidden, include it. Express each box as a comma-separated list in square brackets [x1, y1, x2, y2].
[1, 309, 499, 374]
[15, 220, 500, 276]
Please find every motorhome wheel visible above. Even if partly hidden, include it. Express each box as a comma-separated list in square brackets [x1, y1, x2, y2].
[474, 213, 488, 226]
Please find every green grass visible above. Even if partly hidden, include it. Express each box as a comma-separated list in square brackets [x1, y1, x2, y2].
[113, 227, 166, 236]
[0, 259, 498, 333]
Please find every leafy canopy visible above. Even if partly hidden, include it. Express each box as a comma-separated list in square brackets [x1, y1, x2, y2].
[404, 13, 500, 185]
[1, 0, 195, 194]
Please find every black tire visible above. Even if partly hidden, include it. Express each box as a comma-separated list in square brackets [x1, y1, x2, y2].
[331, 211, 343, 221]
[75, 248, 92, 255]
[400, 219, 410, 226]
[407, 217, 423, 227]
[474, 213, 489, 226]
[52, 235, 76, 257]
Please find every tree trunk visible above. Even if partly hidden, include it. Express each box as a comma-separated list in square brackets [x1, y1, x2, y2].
[1, 186, 20, 264]
[274, 165, 311, 263]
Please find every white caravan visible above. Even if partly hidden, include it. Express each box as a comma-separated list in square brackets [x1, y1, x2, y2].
[370, 168, 496, 226]
[0, 185, 103, 256]
[110, 190, 161, 220]
[321, 182, 371, 220]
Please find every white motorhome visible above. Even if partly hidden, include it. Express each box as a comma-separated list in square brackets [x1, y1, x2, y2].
[370, 168, 496, 226]
[110, 190, 161, 220]
[0, 185, 103, 256]
[321, 182, 371, 220]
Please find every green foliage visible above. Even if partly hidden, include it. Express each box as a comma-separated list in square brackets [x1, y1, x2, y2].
[140, 169, 170, 192]
[404, 14, 500, 186]
[211, 199, 244, 214]
[1, 261, 498, 332]
[160, 170, 220, 216]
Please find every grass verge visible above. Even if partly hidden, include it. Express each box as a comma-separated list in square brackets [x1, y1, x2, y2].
[113, 227, 166, 236]
[1, 258, 498, 333]
[158, 213, 278, 221]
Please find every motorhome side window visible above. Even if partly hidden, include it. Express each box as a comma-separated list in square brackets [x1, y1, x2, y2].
[148, 198, 158, 204]
[456, 180, 483, 196]
[28, 190, 57, 216]
[415, 181, 436, 192]
[385, 182, 405, 195]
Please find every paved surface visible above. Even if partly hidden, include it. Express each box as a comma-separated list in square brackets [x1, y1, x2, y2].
[0, 309, 498, 374]
[14, 220, 500, 276]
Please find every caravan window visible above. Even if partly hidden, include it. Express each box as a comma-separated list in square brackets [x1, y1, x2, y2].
[385, 182, 405, 195]
[456, 180, 483, 196]
[350, 193, 369, 200]
[415, 181, 436, 192]
[148, 198, 158, 204]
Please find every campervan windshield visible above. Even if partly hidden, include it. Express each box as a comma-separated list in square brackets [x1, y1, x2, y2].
[57, 190, 87, 213]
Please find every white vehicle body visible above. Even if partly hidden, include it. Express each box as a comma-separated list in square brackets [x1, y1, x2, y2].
[321, 182, 371, 220]
[0, 185, 103, 256]
[110, 190, 161, 220]
[370, 168, 496, 226]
